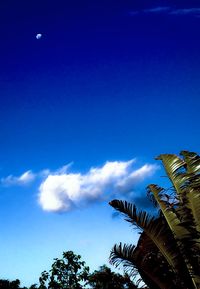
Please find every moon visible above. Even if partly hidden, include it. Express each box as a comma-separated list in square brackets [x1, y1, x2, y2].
[36, 33, 42, 40]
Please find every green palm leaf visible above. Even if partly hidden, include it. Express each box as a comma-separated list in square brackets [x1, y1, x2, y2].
[109, 200, 181, 273]
[109, 151, 200, 289]
[180, 151, 200, 174]
[155, 154, 187, 200]
[154, 152, 200, 288]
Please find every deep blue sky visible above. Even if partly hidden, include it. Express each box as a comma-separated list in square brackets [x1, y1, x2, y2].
[0, 0, 200, 286]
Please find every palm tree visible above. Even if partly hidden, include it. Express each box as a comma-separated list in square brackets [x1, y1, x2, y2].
[109, 151, 200, 289]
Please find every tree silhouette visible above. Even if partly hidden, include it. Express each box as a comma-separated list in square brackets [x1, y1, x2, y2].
[88, 265, 138, 289]
[38, 251, 89, 289]
[0, 279, 27, 289]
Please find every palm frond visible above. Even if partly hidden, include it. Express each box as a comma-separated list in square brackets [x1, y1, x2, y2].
[109, 151, 200, 289]
[157, 151, 200, 288]
[155, 154, 188, 200]
[180, 151, 200, 174]
[110, 238, 180, 289]
[110, 242, 162, 289]
[109, 200, 182, 273]
[147, 184, 189, 238]
[110, 243, 138, 276]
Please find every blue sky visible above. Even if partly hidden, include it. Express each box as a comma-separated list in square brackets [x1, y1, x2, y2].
[0, 0, 200, 286]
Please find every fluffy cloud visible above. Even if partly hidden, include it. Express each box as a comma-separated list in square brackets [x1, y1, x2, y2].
[38, 160, 158, 212]
[1, 170, 35, 186]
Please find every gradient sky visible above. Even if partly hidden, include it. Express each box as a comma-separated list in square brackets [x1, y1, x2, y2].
[0, 0, 200, 286]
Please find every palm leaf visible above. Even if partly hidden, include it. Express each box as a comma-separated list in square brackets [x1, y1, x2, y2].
[156, 152, 200, 288]
[110, 243, 138, 276]
[147, 184, 190, 238]
[109, 151, 200, 289]
[155, 154, 188, 200]
[180, 151, 200, 174]
[181, 151, 200, 234]
[110, 242, 163, 289]
[109, 200, 181, 273]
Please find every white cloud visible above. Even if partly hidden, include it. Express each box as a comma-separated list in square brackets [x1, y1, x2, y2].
[38, 160, 158, 212]
[1, 170, 35, 186]
[0, 160, 158, 212]
[129, 6, 200, 17]
[144, 7, 170, 13]
[169, 8, 200, 15]
[0, 164, 72, 187]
